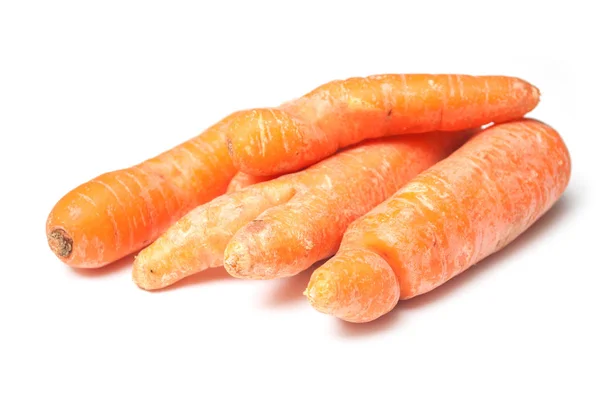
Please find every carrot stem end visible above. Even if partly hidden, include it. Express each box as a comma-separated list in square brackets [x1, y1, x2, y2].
[49, 229, 73, 258]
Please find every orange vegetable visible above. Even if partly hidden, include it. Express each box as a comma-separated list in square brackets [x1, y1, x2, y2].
[133, 130, 473, 290]
[305, 119, 571, 323]
[227, 74, 540, 176]
[226, 172, 275, 193]
[46, 117, 237, 268]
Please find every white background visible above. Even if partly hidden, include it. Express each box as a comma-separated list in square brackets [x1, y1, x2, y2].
[1, 1, 599, 397]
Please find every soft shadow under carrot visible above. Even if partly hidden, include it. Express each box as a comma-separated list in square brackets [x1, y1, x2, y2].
[70, 251, 138, 277]
[336, 307, 403, 338]
[261, 261, 326, 307]
[151, 267, 234, 293]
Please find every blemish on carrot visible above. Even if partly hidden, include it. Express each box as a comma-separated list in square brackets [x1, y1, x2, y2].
[226, 137, 234, 157]
[68, 205, 82, 219]
[244, 219, 267, 234]
[49, 229, 73, 258]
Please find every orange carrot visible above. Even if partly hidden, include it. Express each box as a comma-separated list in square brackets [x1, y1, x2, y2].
[133, 130, 473, 290]
[227, 74, 540, 176]
[226, 172, 276, 193]
[305, 119, 571, 323]
[46, 116, 238, 268]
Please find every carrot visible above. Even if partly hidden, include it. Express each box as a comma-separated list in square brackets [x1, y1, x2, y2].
[46, 116, 238, 268]
[305, 119, 571, 323]
[226, 74, 540, 176]
[226, 172, 276, 193]
[132, 130, 473, 290]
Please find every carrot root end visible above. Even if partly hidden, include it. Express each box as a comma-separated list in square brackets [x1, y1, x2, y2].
[304, 271, 338, 315]
[48, 229, 73, 258]
[223, 252, 247, 279]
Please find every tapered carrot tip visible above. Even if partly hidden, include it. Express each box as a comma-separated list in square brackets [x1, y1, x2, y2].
[132, 218, 202, 291]
[305, 249, 401, 323]
[131, 213, 198, 290]
[304, 269, 339, 310]
[224, 230, 278, 279]
[223, 238, 282, 280]
[133, 241, 202, 291]
[131, 250, 167, 290]
[223, 242, 253, 278]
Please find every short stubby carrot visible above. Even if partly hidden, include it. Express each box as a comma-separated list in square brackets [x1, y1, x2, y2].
[132, 129, 473, 290]
[305, 119, 571, 323]
[226, 74, 540, 176]
[226, 172, 276, 193]
[46, 116, 238, 268]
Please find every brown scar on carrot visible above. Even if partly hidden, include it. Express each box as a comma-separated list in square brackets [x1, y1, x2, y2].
[244, 219, 267, 234]
[49, 229, 73, 258]
[226, 138, 233, 156]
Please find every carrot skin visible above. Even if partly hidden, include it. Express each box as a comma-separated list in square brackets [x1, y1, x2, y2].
[306, 119, 571, 323]
[133, 130, 473, 290]
[46, 117, 237, 268]
[227, 74, 540, 176]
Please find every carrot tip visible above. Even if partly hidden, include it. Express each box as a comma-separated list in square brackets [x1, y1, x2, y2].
[224, 246, 277, 280]
[305, 271, 338, 315]
[223, 252, 249, 279]
[131, 255, 162, 291]
[48, 229, 73, 258]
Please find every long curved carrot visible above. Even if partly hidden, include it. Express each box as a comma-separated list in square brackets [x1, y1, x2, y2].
[132, 130, 473, 290]
[227, 74, 540, 176]
[305, 119, 571, 323]
[46, 116, 238, 268]
[226, 172, 276, 193]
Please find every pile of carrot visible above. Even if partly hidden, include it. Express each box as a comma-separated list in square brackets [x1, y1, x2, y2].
[46, 74, 571, 323]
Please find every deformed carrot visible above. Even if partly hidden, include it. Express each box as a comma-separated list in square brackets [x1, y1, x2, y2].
[226, 172, 276, 193]
[224, 129, 474, 280]
[46, 116, 238, 268]
[305, 119, 571, 323]
[227, 74, 540, 176]
[132, 130, 473, 290]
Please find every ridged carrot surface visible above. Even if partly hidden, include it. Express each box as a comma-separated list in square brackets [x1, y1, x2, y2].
[132, 130, 473, 290]
[306, 119, 571, 323]
[227, 74, 540, 176]
[226, 172, 275, 193]
[46, 117, 237, 268]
